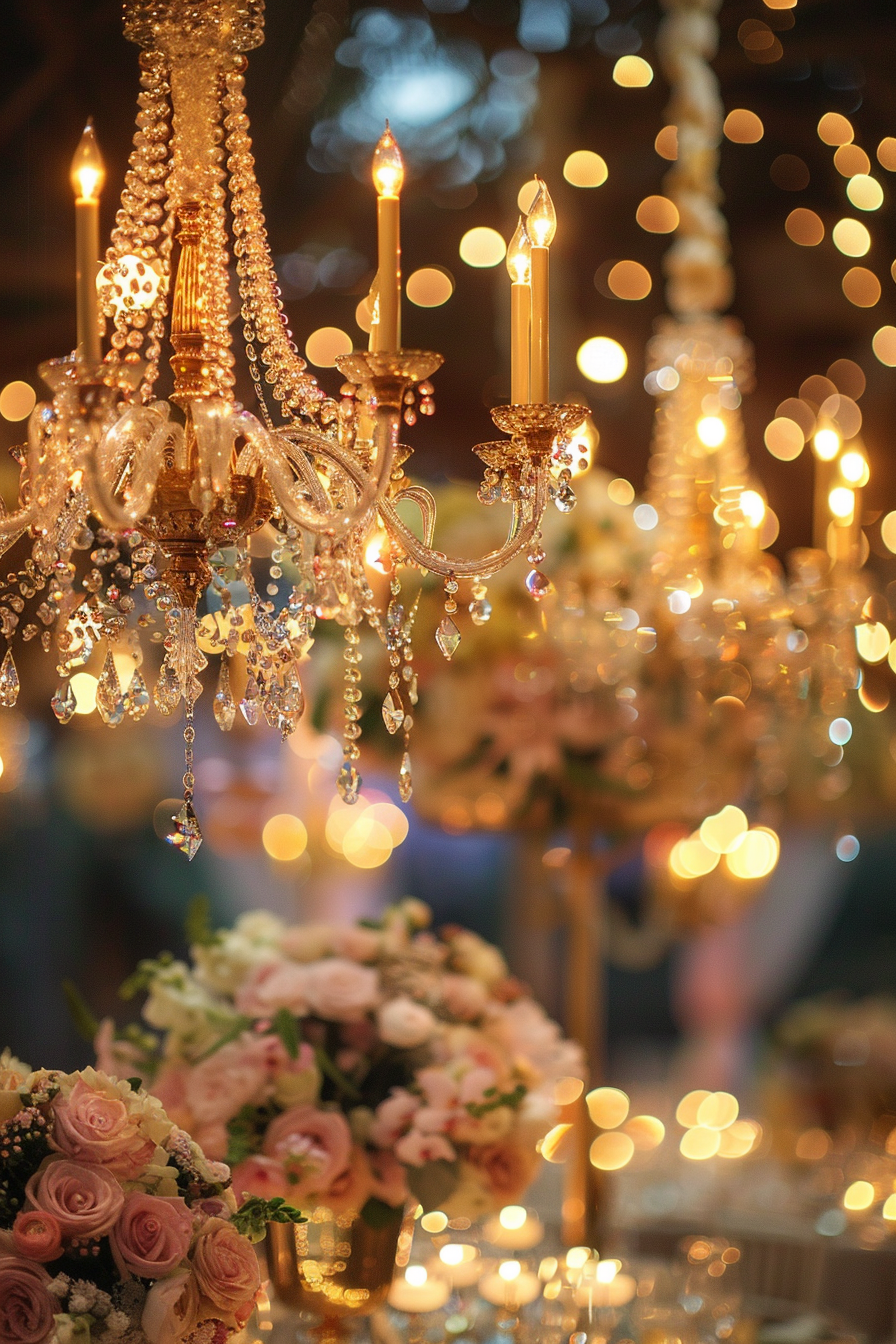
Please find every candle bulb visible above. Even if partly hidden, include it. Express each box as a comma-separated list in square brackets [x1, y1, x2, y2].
[506, 217, 532, 405]
[70, 119, 105, 364]
[371, 123, 404, 353]
[526, 177, 556, 404]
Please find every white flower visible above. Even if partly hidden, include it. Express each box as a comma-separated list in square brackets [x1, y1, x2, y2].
[105, 1310, 131, 1337]
[141, 963, 236, 1055]
[235, 910, 286, 942]
[377, 996, 438, 1049]
[142, 1272, 189, 1344]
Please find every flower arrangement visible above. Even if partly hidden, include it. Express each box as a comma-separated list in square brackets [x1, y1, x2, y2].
[0, 1057, 283, 1344]
[98, 901, 583, 1226]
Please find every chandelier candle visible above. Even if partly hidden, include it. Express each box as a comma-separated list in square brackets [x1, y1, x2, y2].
[70, 120, 105, 363]
[527, 178, 556, 403]
[371, 125, 403, 353]
[507, 215, 532, 403]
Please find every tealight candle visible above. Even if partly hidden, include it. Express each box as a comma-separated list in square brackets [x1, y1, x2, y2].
[479, 1265, 542, 1309]
[70, 119, 105, 363]
[431, 1243, 485, 1288]
[387, 1267, 450, 1314]
[482, 1205, 545, 1251]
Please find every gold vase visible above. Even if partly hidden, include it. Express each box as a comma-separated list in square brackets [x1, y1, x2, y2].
[266, 1207, 406, 1320]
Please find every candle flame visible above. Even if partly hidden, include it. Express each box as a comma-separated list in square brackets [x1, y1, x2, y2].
[506, 216, 532, 283]
[71, 118, 106, 202]
[372, 123, 405, 197]
[527, 176, 556, 246]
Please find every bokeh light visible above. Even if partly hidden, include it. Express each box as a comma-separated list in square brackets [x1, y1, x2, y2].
[636, 196, 679, 233]
[834, 144, 870, 178]
[563, 150, 608, 188]
[577, 336, 627, 383]
[723, 109, 764, 144]
[785, 208, 824, 247]
[0, 381, 36, 422]
[70, 672, 98, 715]
[680, 1127, 722, 1160]
[836, 833, 860, 861]
[590, 1131, 635, 1170]
[843, 1180, 875, 1211]
[586, 1087, 629, 1129]
[877, 137, 896, 171]
[262, 813, 309, 862]
[842, 266, 881, 307]
[607, 260, 652, 300]
[696, 1093, 739, 1130]
[872, 325, 896, 365]
[832, 218, 871, 257]
[613, 56, 653, 87]
[847, 174, 884, 211]
[818, 112, 854, 146]
[764, 417, 805, 460]
[406, 267, 454, 307]
[655, 125, 678, 160]
[725, 827, 780, 880]
[608, 478, 635, 505]
[305, 326, 352, 367]
[699, 804, 748, 854]
[459, 227, 506, 267]
[624, 1115, 665, 1150]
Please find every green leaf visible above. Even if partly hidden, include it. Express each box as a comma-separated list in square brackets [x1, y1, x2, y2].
[314, 1046, 363, 1103]
[406, 1159, 460, 1213]
[62, 980, 100, 1044]
[119, 953, 174, 1000]
[231, 1195, 306, 1243]
[126, 1076, 144, 1092]
[360, 1196, 405, 1229]
[185, 894, 216, 947]
[272, 1008, 300, 1060]
[226, 1099, 280, 1169]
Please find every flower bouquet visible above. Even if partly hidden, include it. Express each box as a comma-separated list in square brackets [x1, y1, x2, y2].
[99, 900, 582, 1225]
[0, 1057, 284, 1344]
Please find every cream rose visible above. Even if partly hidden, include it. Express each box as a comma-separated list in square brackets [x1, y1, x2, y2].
[189, 1217, 261, 1315]
[26, 1158, 124, 1241]
[302, 959, 380, 1022]
[51, 1076, 157, 1177]
[234, 960, 310, 1018]
[377, 996, 438, 1049]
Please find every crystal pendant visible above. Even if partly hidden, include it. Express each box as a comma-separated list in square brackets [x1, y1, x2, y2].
[398, 751, 413, 803]
[262, 682, 281, 730]
[469, 597, 492, 625]
[154, 663, 181, 715]
[436, 615, 461, 659]
[525, 569, 555, 600]
[124, 671, 149, 720]
[337, 758, 361, 804]
[164, 799, 203, 861]
[382, 690, 404, 734]
[554, 483, 576, 512]
[278, 670, 305, 738]
[240, 675, 260, 726]
[51, 679, 76, 724]
[96, 651, 125, 726]
[214, 658, 236, 730]
[0, 649, 19, 707]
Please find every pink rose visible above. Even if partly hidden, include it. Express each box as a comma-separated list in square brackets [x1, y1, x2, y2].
[332, 926, 382, 962]
[234, 960, 310, 1018]
[302, 959, 380, 1022]
[467, 1141, 539, 1203]
[0, 1258, 54, 1344]
[26, 1158, 124, 1240]
[416, 1069, 459, 1109]
[440, 974, 490, 1021]
[280, 925, 334, 962]
[51, 1077, 156, 1178]
[111, 1193, 193, 1278]
[189, 1217, 260, 1316]
[263, 1106, 352, 1203]
[394, 1131, 456, 1166]
[183, 1034, 272, 1127]
[376, 997, 437, 1049]
[369, 1089, 420, 1147]
[229, 1156, 290, 1206]
[368, 1150, 409, 1208]
[323, 1147, 374, 1215]
[149, 1066, 192, 1131]
[10, 1214, 62, 1264]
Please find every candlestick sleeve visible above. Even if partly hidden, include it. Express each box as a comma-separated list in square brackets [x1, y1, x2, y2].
[511, 281, 531, 404]
[374, 194, 401, 353]
[530, 244, 549, 403]
[76, 198, 101, 362]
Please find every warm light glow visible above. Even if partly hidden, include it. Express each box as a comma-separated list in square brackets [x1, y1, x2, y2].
[372, 125, 405, 196]
[726, 827, 780, 879]
[553, 1076, 585, 1106]
[421, 1212, 448, 1234]
[405, 1265, 428, 1287]
[563, 150, 608, 188]
[608, 478, 635, 506]
[506, 217, 532, 283]
[785, 208, 825, 247]
[696, 1093, 739, 1130]
[459, 227, 507, 268]
[305, 327, 352, 368]
[0, 381, 36, 422]
[818, 112, 854, 146]
[98, 255, 162, 315]
[636, 195, 679, 233]
[540, 1122, 573, 1162]
[590, 1131, 635, 1170]
[607, 260, 652, 300]
[829, 486, 855, 519]
[699, 804, 748, 854]
[880, 511, 896, 552]
[847, 174, 884, 211]
[843, 1180, 875, 1211]
[856, 621, 890, 662]
[499, 1206, 528, 1230]
[527, 179, 556, 247]
[832, 218, 871, 257]
[718, 1119, 761, 1157]
[764, 417, 805, 461]
[680, 1127, 722, 1160]
[70, 119, 106, 200]
[565, 1247, 590, 1270]
[670, 833, 720, 878]
[834, 144, 871, 178]
[364, 802, 409, 845]
[440, 1243, 475, 1265]
[406, 267, 454, 307]
[873, 326, 896, 366]
[813, 427, 841, 461]
[676, 1090, 711, 1128]
[624, 1115, 665, 1150]
[795, 1129, 831, 1161]
[585, 1087, 629, 1129]
[696, 416, 726, 448]
[655, 125, 678, 160]
[577, 337, 627, 383]
[262, 813, 308, 862]
[842, 267, 881, 308]
[723, 109, 764, 144]
[613, 56, 654, 87]
[595, 1259, 620, 1284]
[70, 672, 98, 715]
[740, 490, 766, 528]
[498, 1260, 521, 1281]
[883, 1194, 896, 1221]
[840, 450, 869, 486]
[878, 137, 896, 172]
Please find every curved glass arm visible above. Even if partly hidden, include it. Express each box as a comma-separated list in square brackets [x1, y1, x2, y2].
[85, 403, 175, 529]
[379, 471, 550, 579]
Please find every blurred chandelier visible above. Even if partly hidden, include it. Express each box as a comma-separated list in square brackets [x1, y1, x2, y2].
[0, 0, 585, 856]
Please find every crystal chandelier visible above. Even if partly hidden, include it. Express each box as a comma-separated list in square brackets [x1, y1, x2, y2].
[0, 0, 586, 856]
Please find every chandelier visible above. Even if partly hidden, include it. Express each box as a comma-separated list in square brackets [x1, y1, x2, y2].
[0, 0, 586, 857]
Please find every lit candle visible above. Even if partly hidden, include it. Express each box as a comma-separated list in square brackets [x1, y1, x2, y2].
[431, 1244, 484, 1288]
[479, 1262, 542, 1309]
[527, 178, 556, 404]
[506, 217, 531, 404]
[387, 1266, 450, 1314]
[70, 119, 105, 364]
[482, 1205, 545, 1251]
[371, 124, 404, 353]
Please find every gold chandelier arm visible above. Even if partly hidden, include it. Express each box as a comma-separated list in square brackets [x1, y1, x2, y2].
[378, 473, 550, 580]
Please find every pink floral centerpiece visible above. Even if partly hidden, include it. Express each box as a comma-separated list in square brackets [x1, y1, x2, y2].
[0, 1058, 273, 1344]
[99, 900, 583, 1226]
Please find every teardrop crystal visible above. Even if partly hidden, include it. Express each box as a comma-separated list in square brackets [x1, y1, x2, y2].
[164, 799, 203, 861]
[96, 650, 125, 726]
[154, 662, 181, 715]
[337, 758, 361, 804]
[0, 649, 19, 707]
[554, 483, 576, 512]
[435, 615, 461, 660]
[51, 679, 76, 724]
[525, 568, 555, 600]
[469, 597, 492, 626]
[382, 689, 404, 734]
[214, 658, 236, 730]
[125, 670, 150, 720]
[398, 750, 413, 803]
[240, 675, 260, 726]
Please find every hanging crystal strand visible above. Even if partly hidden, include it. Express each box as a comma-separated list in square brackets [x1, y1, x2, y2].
[96, 646, 125, 725]
[469, 577, 492, 625]
[337, 624, 362, 803]
[166, 698, 202, 860]
[436, 574, 461, 659]
[0, 646, 20, 707]
[382, 573, 405, 734]
[214, 654, 236, 729]
[525, 529, 554, 600]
